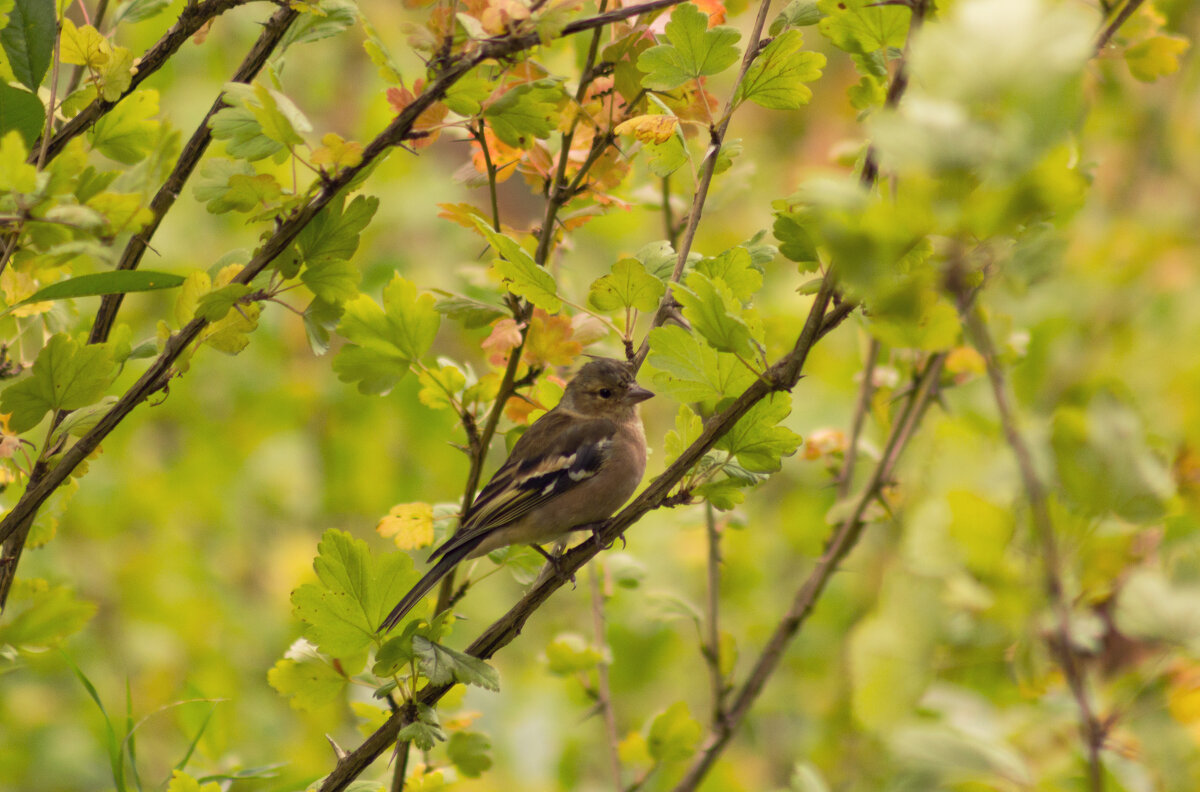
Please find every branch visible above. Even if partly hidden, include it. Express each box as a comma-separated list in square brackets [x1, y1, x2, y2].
[837, 338, 879, 498]
[0, 0, 692, 551]
[671, 351, 947, 792]
[1094, 0, 1146, 55]
[632, 0, 788, 368]
[961, 304, 1105, 790]
[315, 265, 839, 792]
[89, 4, 300, 345]
[589, 561, 624, 792]
[702, 502, 726, 724]
[30, 0, 261, 165]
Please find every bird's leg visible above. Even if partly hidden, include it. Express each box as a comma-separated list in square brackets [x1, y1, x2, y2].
[530, 543, 576, 587]
[591, 526, 625, 551]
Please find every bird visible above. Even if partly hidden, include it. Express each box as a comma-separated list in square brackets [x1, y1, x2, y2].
[379, 357, 654, 631]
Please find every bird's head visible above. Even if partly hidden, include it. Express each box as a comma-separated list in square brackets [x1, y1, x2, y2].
[559, 358, 654, 418]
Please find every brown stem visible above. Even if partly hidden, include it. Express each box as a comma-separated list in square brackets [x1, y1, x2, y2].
[589, 561, 624, 792]
[89, 4, 300, 345]
[670, 352, 946, 792]
[962, 305, 1105, 790]
[703, 502, 725, 724]
[1094, 0, 1146, 55]
[837, 338, 879, 498]
[30, 0, 259, 165]
[389, 740, 411, 792]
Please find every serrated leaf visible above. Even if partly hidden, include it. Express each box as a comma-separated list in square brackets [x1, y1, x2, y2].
[447, 731, 493, 778]
[291, 529, 422, 658]
[715, 392, 802, 472]
[672, 271, 758, 357]
[695, 247, 762, 302]
[645, 324, 755, 406]
[0, 333, 117, 432]
[209, 105, 283, 161]
[2, 0, 55, 91]
[301, 257, 360, 304]
[664, 403, 703, 461]
[111, 0, 171, 26]
[588, 258, 665, 312]
[735, 30, 825, 110]
[443, 67, 494, 116]
[0, 128, 37, 192]
[334, 274, 440, 394]
[1125, 34, 1190, 82]
[483, 79, 562, 148]
[195, 283, 252, 322]
[412, 636, 500, 690]
[817, 0, 910, 55]
[278, 0, 357, 51]
[473, 218, 561, 311]
[770, 0, 823, 35]
[638, 3, 742, 91]
[297, 194, 379, 266]
[646, 131, 689, 178]
[397, 719, 444, 751]
[434, 294, 505, 328]
[647, 701, 702, 762]
[267, 654, 346, 712]
[377, 502, 434, 550]
[417, 363, 466, 409]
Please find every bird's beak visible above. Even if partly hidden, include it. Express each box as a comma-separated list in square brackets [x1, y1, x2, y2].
[627, 384, 655, 403]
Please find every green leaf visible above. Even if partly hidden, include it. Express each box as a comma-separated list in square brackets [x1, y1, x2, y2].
[715, 392, 802, 472]
[695, 247, 762, 302]
[1, 333, 117, 432]
[473, 218, 561, 312]
[412, 636, 500, 690]
[303, 297, 343, 355]
[644, 325, 755, 406]
[443, 67, 494, 116]
[302, 258, 360, 305]
[195, 283, 253, 322]
[816, 0, 910, 55]
[0, 82, 43, 147]
[647, 701, 702, 762]
[635, 240, 680, 279]
[435, 294, 506, 328]
[111, 0, 171, 26]
[544, 633, 604, 675]
[770, 0, 823, 35]
[646, 131, 689, 178]
[88, 89, 160, 164]
[267, 652, 347, 712]
[417, 362, 466, 410]
[672, 271, 758, 358]
[0, 579, 95, 649]
[483, 79, 563, 148]
[695, 477, 747, 510]
[334, 274, 441, 394]
[397, 717, 444, 751]
[638, 3, 742, 91]
[664, 403, 703, 461]
[447, 731, 493, 778]
[278, 0, 357, 51]
[773, 210, 819, 268]
[209, 105, 284, 162]
[290, 529, 421, 659]
[17, 270, 185, 305]
[297, 194, 379, 267]
[588, 258, 665, 313]
[165, 769, 221, 792]
[735, 30, 825, 110]
[1, 0, 55, 91]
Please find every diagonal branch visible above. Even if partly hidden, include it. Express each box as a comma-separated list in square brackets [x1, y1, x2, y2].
[0, 0, 691, 559]
[89, 4, 300, 345]
[30, 0, 261, 166]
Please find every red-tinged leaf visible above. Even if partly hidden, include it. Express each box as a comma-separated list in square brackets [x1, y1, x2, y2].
[437, 202, 489, 228]
[386, 82, 449, 149]
[694, 0, 727, 26]
[482, 317, 525, 365]
[522, 309, 581, 368]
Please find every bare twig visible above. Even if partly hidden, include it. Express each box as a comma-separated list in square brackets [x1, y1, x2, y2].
[30, 0, 259, 165]
[389, 740, 411, 792]
[89, 4, 300, 345]
[671, 352, 947, 792]
[962, 305, 1105, 790]
[702, 502, 726, 724]
[837, 338, 880, 498]
[1094, 0, 1146, 55]
[589, 561, 624, 792]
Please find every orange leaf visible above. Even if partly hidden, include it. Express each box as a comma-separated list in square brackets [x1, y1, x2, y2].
[522, 309, 582, 368]
[386, 82, 449, 149]
[693, 0, 726, 26]
[482, 318, 525, 366]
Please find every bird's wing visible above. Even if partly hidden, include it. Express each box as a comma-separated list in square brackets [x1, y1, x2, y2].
[428, 411, 617, 561]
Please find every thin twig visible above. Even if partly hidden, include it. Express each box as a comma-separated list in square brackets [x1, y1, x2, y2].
[671, 352, 947, 792]
[1094, 0, 1146, 55]
[389, 740, 411, 792]
[589, 561, 624, 792]
[89, 4, 300, 345]
[30, 0, 259, 165]
[837, 338, 879, 498]
[962, 304, 1105, 791]
[702, 502, 725, 724]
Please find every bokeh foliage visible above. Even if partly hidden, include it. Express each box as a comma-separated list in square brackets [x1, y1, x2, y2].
[1, 0, 1199, 790]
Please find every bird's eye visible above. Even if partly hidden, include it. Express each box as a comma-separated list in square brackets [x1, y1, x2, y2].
[598, 388, 613, 399]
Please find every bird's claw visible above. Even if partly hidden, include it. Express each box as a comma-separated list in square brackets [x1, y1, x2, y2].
[531, 543, 576, 587]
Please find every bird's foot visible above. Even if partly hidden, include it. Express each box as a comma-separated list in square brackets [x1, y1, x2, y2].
[591, 526, 625, 551]
[531, 543, 575, 587]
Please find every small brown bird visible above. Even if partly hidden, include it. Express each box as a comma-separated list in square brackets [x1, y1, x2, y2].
[380, 358, 653, 631]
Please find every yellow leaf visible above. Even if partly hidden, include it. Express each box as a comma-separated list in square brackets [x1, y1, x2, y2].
[1126, 34, 1190, 82]
[615, 114, 680, 145]
[60, 20, 111, 71]
[311, 132, 364, 174]
[377, 502, 435, 549]
[617, 731, 652, 765]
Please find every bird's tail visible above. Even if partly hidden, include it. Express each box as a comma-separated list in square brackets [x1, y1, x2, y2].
[379, 541, 476, 632]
